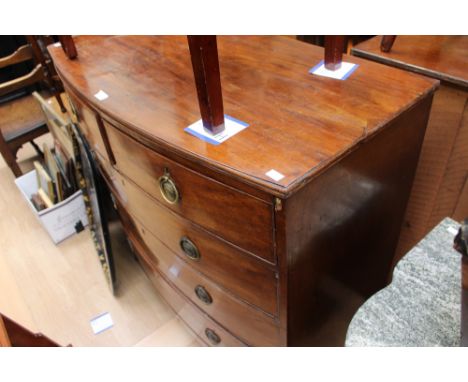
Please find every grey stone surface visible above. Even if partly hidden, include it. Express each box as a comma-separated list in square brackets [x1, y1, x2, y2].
[346, 218, 461, 346]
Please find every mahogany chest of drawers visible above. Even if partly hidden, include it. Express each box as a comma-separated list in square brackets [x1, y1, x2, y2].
[49, 36, 437, 346]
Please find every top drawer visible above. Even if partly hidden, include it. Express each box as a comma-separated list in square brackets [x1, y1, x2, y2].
[65, 88, 114, 172]
[104, 121, 275, 263]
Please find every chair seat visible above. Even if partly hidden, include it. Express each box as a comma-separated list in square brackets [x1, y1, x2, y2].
[0, 92, 49, 142]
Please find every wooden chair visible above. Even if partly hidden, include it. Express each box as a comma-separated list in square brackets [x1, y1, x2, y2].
[0, 39, 51, 177]
[1, 313, 61, 347]
[27, 36, 68, 112]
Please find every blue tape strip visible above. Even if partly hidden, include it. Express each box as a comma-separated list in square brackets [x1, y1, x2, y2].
[91, 312, 110, 321]
[184, 114, 248, 145]
[225, 114, 249, 127]
[309, 60, 359, 80]
[90, 312, 114, 335]
[184, 127, 221, 145]
[308, 60, 325, 74]
[94, 324, 114, 335]
[341, 63, 359, 80]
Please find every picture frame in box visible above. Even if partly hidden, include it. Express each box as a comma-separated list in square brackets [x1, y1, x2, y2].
[15, 170, 88, 244]
[33, 160, 56, 203]
[33, 91, 74, 159]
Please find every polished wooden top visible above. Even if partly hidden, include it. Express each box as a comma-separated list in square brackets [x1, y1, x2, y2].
[49, 36, 437, 196]
[352, 36, 468, 89]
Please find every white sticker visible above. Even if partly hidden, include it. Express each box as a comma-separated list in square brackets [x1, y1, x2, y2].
[94, 90, 109, 101]
[309, 60, 358, 80]
[447, 226, 459, 236]
[266, 169, 285, 182]
[90, 312, 114, 334]
[185, 115, 248, 145]
[169, 265, 180, 278]
[53, 42, 61, 47]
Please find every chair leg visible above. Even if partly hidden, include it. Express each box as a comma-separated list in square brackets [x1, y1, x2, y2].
[381, 36, 397, 52]
[1, 150, 22, 178]
[30, 140, 43, 157]
[0, 134, 23, 177]
[9, 161, 22, 178]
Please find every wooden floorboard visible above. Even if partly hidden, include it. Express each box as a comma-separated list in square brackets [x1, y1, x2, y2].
[0, 133, 200, 346]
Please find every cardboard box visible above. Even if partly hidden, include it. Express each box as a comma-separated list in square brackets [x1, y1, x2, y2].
[15, 170, 88, 244]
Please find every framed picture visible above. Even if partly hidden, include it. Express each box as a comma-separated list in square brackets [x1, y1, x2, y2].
[33, 91, 74, 159]
[72, 124, 116, 293]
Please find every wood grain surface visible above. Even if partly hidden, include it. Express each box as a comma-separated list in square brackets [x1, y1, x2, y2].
[352, 35, 468, 88]
[49, 36, 437, 196]
[105, 121, 275, 262]
[135, 239, 246, 346]
[108, 168, 278, 315]
[48, 36, 437, 346]
[1, 313, 60, 346]
[279, 95, 434, 344]
[352, 36, 468, 259]
[0, 132, 200, 346]
[396, 86, 468, 256]
[131, 215, 281, 346]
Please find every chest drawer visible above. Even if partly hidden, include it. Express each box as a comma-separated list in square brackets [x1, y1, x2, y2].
[105, 121, 275, 263]
[130, 229, 246, 346]
[131, 216, 280, 346]
[65, 88, 114, 172]
[111, 170, 278, 315]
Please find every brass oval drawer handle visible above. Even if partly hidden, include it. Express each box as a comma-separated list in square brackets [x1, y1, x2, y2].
[205, 328, 221, 345]
[194, 285, 212, 305]
[158, 170, 179, 204]
[180, 236, 200, 261]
